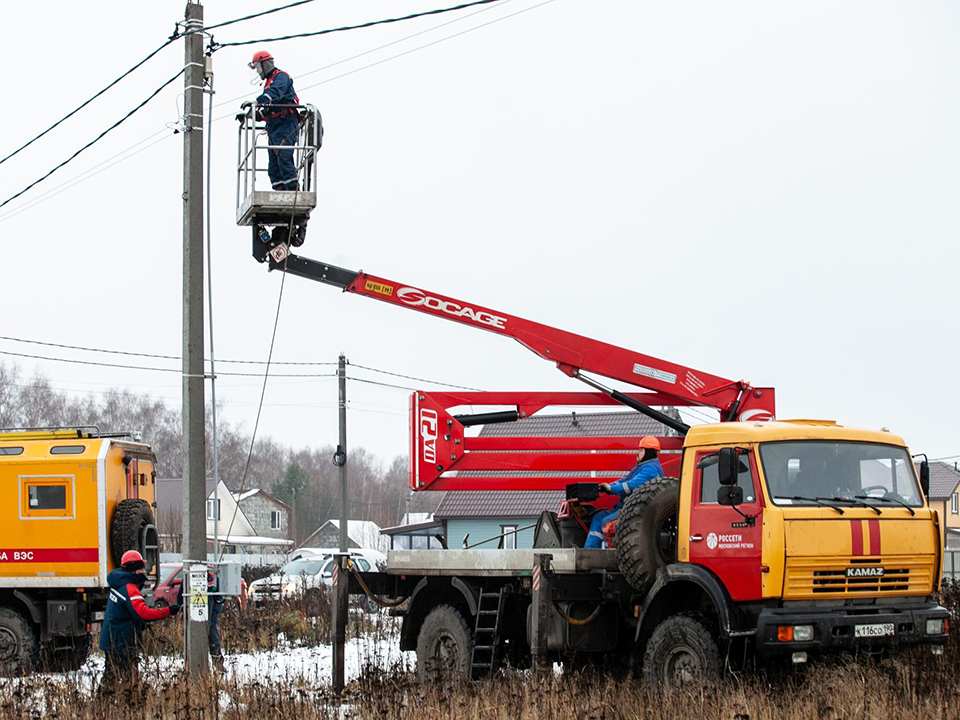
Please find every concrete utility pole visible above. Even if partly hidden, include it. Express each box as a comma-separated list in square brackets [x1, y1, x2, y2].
[181, 0, 209, 675]
[332, 353, 348, 693]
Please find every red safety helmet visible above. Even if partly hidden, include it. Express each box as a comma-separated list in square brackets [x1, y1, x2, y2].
[249, 50, 274, 69]
[639, 436, 661, 451]
[121, 549, 144, 566]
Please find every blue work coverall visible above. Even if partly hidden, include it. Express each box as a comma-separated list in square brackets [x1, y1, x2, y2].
[99, 568, 172, 677]
[257, 69, 300, 190]
[585, 458, 664, 548]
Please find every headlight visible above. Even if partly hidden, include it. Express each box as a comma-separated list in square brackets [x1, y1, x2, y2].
[283, 581, 299, 595]
[926, 618, 946, 635]
[793, 625, 814, 642]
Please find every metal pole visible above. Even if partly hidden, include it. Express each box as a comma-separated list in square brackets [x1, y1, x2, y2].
[332, 353, 348, 693]
[181, 0, 209, 676]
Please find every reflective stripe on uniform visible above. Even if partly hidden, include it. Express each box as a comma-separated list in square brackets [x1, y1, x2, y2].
[588, 530, 604, 539]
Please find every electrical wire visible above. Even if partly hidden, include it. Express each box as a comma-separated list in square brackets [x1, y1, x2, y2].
[0, 38, 179, 167]
[0, 68, 186, 210]
[0, 335, 336, 366]
[0, 132, 173, 225]
[0, 348, 337, 378]
[210, 0, 515, 113]
[350, 362, 481, 391]
[205, 0, 319, 31]
[211, 0, 506, 49]
[297, 0, 556, 95]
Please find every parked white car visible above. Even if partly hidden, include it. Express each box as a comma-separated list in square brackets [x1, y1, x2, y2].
[249, 549, 386, 604]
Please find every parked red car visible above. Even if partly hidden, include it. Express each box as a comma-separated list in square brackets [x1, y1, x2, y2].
[153, 563, 247, 610]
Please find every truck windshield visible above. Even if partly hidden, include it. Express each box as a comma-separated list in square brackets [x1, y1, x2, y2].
[758, 441, 923, 508]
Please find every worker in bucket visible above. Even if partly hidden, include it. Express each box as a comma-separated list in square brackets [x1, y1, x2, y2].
[250, 50, 300, 191]
[584, 436, 664, 548]
[99, 550, 179, 685]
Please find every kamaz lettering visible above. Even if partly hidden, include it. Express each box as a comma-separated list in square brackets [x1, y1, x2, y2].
[420, 409, 438, 464]
[397, 287, 507, 330]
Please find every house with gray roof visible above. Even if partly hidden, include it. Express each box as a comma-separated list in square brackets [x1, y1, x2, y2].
[922, 461, 960, 549]
[433, 410, 670, 549]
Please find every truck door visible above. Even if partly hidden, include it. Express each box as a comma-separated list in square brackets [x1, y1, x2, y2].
[688, 449, 764, 601]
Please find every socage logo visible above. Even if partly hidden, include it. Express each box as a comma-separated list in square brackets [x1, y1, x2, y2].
[706, 532, 718, 550]
[396, 287, 508, 330]
[420, 409, 438, 465]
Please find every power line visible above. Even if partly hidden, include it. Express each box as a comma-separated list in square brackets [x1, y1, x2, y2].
[350, 362, 481, 391]
[0, 348, 337, 378]
[296, 0, 556, 91]
[211, 0, 506, 49]
[0, 131, 173, 225]
[206, 0, 319, 31]
[0, 38, 178, 167]
[211, 0, 515, 112]
[0, 335, 336, 366]
[347, 376, 419, 392]
[0, 68, 186, 210]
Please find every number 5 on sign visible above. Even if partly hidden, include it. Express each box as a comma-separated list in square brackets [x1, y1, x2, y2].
[189, 564, 208, 622]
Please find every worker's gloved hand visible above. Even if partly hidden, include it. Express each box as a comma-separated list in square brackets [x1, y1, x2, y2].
[168, 604, 181, 617]
[598, 483, 612, 494]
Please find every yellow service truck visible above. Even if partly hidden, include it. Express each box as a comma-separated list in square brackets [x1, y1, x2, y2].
[0, 428, 159, 673]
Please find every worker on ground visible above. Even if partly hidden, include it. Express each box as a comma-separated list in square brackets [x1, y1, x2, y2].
[208, 568, 226, 670]
[99, 550, 179, 686]
[584, 437, 664, 549]
[250, 50, 300, 192]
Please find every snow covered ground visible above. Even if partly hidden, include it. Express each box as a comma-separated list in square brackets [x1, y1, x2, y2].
[2, 636, 415, 698]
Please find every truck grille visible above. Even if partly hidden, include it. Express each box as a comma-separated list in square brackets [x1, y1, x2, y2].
[783, 556, 934, 599]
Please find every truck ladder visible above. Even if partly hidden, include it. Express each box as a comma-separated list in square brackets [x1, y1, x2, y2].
[470, 589, 506, 678]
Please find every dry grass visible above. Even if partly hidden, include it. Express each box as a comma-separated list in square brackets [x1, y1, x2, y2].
[1, 584, 958, 719]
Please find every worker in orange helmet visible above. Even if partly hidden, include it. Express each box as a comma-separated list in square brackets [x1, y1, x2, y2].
[584, 436, 664, 548]
[99, 550, 179, 686]
[249, 50, 301, 192]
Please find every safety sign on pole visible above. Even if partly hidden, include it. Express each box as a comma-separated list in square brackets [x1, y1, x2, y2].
[188, 564, 209, 622]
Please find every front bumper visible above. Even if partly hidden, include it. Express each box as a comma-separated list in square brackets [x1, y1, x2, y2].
[755, 601, 949, 659]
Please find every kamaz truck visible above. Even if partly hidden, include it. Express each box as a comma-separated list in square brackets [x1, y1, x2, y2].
[258, 252, 949, 685]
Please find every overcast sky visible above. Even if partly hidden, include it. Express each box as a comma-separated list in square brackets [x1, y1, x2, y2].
[1, 1, 957, 470]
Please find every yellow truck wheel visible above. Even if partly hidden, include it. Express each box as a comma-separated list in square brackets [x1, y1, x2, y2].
[110, 499, 158, 574]
[0, 607, 39, 676]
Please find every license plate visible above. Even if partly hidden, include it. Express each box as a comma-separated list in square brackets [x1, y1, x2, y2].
[854, 623, 895, 638]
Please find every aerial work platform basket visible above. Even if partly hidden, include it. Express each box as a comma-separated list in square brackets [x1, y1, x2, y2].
[235, 103, 323, 227]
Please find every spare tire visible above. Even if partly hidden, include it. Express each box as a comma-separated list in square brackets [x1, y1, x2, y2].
[111, 499, 158, 574]
[614, 477, 680, 594]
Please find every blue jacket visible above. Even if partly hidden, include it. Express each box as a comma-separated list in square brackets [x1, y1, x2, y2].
[256, 69, 298, 123]
[99, 568, 171, 653]
[608, 458, 664, 507]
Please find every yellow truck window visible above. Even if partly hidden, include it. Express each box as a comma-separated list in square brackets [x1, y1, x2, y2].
[20, 477, 73, 518]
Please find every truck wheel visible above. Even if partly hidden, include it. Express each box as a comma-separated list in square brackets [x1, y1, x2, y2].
[416, 604, 473, 683]
[111, 499, 158, 573]
[0, 607, 39, 676]
[614, 477, 679, 594]
[642, 613, 722, 689]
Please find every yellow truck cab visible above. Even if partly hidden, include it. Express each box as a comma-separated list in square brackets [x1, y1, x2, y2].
[0, 428, 159, 673]
[633, 420, 947, 669]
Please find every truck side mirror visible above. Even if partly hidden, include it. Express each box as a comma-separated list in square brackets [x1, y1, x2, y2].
[718, 447, 738, 486]
[717, 485, 744, 506]
[920, 460, 930, 497]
